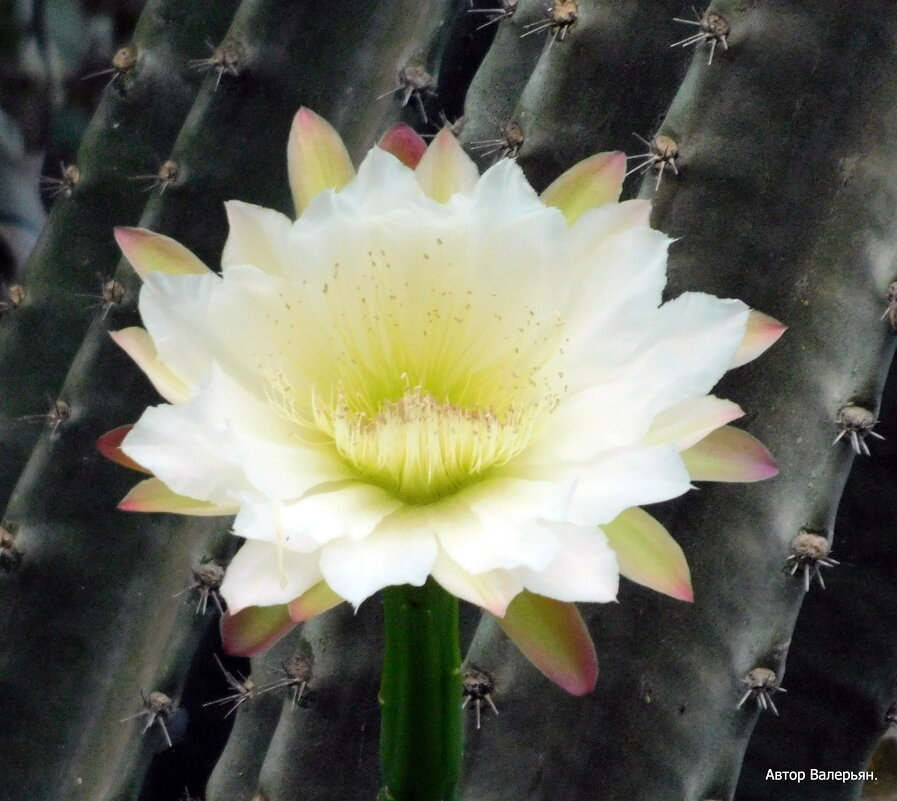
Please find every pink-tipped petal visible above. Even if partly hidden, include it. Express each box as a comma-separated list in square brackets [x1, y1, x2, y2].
[601, 508, 693, 602]
[288, 108, 355, 215]
[540, 152, 627, 224]
[729, 310, 787, 368]
[97, 425, 150, 473]
[118, 477, 238, 516]
[220, 604, 297, 657]
[378, 124, 428, 169]
[414, 127, 480, 202]
[287, 580, 344, 622]
[109, 327, 191, 404]
[644, 395, 744, 451]
[114, 227, 209, 278]
[681, 425, 779, 482]
[495, 590, 598, 696]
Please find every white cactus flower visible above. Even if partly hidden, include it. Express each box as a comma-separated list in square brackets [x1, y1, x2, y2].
[104, 110, 781, 682]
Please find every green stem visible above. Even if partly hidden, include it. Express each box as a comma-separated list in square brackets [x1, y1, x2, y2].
[379, 579, 463, 801]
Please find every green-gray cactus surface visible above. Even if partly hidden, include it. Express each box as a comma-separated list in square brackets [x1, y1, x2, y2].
[2, 1, 897, 800]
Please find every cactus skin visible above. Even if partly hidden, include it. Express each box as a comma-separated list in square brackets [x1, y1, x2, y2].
[0, 0, 240, 510]
[458, 2, 897, 800]
[463, 0, 689, 188]
[5, 0, 897, 799]
[0, 1, 462, 799]
[737, 358, 897, 801]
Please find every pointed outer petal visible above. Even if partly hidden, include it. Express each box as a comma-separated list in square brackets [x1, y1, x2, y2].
[602, 508, 693, 602]
[287, 581, 344, 622]
[430, 479, 565, 575]
[114, 227, 209, 278]
[680, 425, 779, 482]
[515, 522, 619, 603]
[279, 482, 404, 547]
[124, 366, 347, 509]
[108, 327, 191, 404]
[118, 477, 238, 516]
[122, 395, 250, 506]
[430, 551, 523, 617]
[495, 591, 598, 696]
[554, 293, 752, 453]
[643, 395, 745, 451]
[729, 310, 787, 368]
[220, 605, 297, 657]
[287, 107, 355, 215]
[219, 539, 323, 613]
[301, 147, 427, 222]
[414, 127, 481, 202]
[222, 200, 293, 276]
[540, 152, 627, 224]
[138, 270, 220, 387]
[318, 507, 439, 607]
[97, 425, 150, 474]
[378, 124, 428, 169]
[556, 443, 694, 527]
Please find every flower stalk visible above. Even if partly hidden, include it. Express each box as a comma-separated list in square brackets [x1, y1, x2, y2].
[379, 580, 463, 801]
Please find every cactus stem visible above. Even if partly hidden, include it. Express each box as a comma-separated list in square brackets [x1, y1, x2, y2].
[379, 579, 463, 801]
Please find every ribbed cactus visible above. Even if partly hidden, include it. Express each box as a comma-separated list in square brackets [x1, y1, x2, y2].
[2, 1, 897, 800]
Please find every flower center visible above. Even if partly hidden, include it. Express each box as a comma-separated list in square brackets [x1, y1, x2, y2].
[260, 240, 569, 503]
[312, 384, 543, 503]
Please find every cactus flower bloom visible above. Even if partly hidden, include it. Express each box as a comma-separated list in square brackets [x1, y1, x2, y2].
[105, 110, 782, 691]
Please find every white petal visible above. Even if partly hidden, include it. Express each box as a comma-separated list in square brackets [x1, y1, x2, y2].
[139, 271, 221, 386]
[280, 482, 404, 545]
[643, 395, 744, 450]
[302, 147, 427, 223]
[561, 443, 693, 526]
[531, 293, 751, 464]
[645, 293, 750, 404]
[318, 507, 438, 606]
[469, 158, 546, 223]
[123, 366, 347, 506]
[122, 399, 248, 506]
[516, 522, 619, 602]
[430, 551, 522, 617]
[562, 225, 671, 378]
[220, 539, 323, 613]
[222, 200, 294, 277]
[429, 478, 562, 574]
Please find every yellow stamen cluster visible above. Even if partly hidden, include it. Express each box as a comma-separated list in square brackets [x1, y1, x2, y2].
[313, 385, 540, 503]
